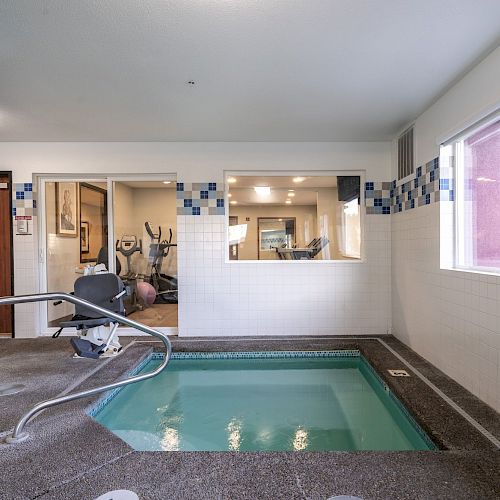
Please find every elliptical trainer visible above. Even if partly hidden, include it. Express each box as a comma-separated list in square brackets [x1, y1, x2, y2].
[144, 222, 178, 304]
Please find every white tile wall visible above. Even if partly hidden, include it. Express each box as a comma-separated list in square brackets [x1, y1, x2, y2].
[12, 231, 39, 337]
[392, 202, 500, 412]
[177, 214, 391, 337]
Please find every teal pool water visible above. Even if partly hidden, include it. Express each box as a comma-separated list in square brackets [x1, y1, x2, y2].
[93, 353, 434, 451]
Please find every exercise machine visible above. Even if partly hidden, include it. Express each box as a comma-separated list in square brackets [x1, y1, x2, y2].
[145, 222, 178, 304]
[97, 235, 144, 315]
[55, 273, 126, 359]
[274, 236, 330, 260]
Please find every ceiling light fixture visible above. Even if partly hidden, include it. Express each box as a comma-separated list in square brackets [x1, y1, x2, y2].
[293, 177, 305, 183]
[230, 200, 238, 205]
[228, 193, 232, 198]
[287, 192, 295, 197]
[162, 181, 172, 185]
[227, 177, 237, 184]
[254, 186, 271, 196]
[285, 199, 292, 204]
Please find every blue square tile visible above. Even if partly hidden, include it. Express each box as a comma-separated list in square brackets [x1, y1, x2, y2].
[192, 207, 200, 215]
[216, 198, 224, 207]
[184, 199, 192, 208]
[392, 180, 396, 189]
[440, 178, 449, 190]
[12, 207, 16, 216]
[410, 199, 415, 209]
[425, 193, 431, 204]
[176, 182, 184, 192]
[421, 184, 427, 195]
[365, 182, 374, 191]
[382, 206, 390, 214]
[417, 166, 422, 177]
[430, 170, 435, 182]
[200, 190, 209, 199]
[408, 191, 412, 200]
[374, 198, 382, 207]
[449, 190, 454, 201]
[208, 182, 217, 191]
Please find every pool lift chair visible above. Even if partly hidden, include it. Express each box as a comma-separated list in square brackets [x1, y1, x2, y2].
[56, 273, 126, 359]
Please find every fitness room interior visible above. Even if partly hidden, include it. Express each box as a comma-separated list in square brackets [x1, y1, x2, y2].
[45, 178, 178, 331]
[0, 2, 500, 500]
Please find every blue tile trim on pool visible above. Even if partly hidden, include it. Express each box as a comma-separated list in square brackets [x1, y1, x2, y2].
[359, 356, 437, 450]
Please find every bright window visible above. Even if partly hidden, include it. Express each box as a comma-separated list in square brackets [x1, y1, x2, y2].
[453, 116, 500, 272]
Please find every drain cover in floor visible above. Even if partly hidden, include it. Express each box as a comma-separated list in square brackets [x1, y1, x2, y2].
[0, 383, 26, 397]
[94, 490, 139, 500]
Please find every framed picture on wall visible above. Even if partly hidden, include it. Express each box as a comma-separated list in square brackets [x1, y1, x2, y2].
[55, 182, 78, 237]
[80, 221, 90, 254]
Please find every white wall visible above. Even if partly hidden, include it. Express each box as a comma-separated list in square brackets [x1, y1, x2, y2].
[0, 141, 391, 338]
[391, 47, 500, 411]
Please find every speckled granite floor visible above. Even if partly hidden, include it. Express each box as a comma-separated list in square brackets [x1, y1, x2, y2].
[0, 336, 498, 500]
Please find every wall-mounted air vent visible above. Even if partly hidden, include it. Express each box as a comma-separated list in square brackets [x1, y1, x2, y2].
[398, 126, 414, 180]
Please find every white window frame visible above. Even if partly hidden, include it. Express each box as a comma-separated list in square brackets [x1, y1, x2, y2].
[444, 109, 500, 275]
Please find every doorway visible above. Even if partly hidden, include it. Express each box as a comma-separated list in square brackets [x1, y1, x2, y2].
[38, 175, 178, 334]
[0, 172, 14, 336]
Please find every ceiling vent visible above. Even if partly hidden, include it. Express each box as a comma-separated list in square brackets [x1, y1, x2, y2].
[398, 126, 414, 180]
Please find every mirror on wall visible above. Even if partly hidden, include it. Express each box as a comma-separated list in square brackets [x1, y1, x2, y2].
[79, 183, 108, 263]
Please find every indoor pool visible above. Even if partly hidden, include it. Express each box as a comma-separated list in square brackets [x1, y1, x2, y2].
[92, 351, 435, 452]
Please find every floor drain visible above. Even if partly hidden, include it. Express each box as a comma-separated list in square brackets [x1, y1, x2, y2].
[388, 369, 410, 377]
[0, 383, 26, 397]
[94, 490, 139, 500]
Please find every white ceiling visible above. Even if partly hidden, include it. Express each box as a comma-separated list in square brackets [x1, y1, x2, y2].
[229, 175, 338, 205]
[1, 1, 499, 142]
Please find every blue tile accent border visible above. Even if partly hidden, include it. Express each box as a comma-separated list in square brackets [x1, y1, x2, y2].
[365, 157, 454, 215]
[13, 182, 37, 218]
[391, 156, 453, 214]
[365, 181, 392, 215]
[176, 182, 225, 215]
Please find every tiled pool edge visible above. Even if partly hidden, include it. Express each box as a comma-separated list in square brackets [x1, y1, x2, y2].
[359, 356, 437, 450]
[87, 349, 436, 450]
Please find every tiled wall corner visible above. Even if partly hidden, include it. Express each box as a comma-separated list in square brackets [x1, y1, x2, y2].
[176, 182, 225, 216]
[391, 156, 454, 213]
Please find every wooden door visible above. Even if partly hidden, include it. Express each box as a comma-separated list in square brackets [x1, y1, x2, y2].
[0, 172, 14, 336]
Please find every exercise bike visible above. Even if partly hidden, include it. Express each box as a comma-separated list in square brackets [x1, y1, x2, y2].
[145, 222, 178, 304]
[97, 235, 143, 315]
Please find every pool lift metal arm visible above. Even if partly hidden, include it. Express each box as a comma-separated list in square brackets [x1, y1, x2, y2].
[0, 292, 172, 444]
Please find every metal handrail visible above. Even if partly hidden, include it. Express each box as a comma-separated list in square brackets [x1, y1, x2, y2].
[0, 292, 172, 444]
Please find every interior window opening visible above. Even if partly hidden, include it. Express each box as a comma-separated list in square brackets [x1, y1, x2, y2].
[227, 174, 362, 261]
